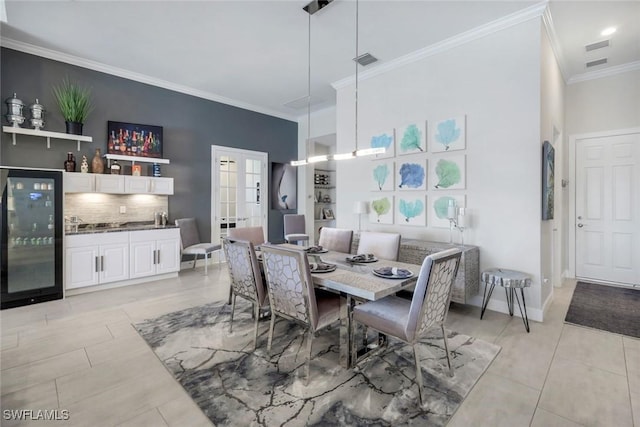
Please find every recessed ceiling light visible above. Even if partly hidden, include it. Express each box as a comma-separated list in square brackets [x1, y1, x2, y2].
[601, 27, 617, 36]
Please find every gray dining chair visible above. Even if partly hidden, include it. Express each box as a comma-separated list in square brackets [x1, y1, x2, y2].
[260, 244, 341, 385]
[227, 226, 266, 246]
[175, 218, 222, 275]
[350, 248, 462, 405]
[283, 214, 309, 245]
[318, 227, 353, 253]
[223, 238, 270, 349]
[357, 231, 401, 261]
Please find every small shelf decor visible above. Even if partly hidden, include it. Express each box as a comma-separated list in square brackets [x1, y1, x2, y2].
[107, 121, 163, 158]
[52, 78, 93, 135]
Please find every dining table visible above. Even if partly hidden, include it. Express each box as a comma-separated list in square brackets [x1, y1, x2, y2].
[279, 244, 421, 368]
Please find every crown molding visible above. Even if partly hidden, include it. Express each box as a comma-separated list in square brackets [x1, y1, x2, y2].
[332, 1, 548, 90]
[541, 4, 569, 83]
[0, 38, 298, 122]
[567, 60, 640, 84]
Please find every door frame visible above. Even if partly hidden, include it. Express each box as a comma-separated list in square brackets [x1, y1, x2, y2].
[210, 145, 268, 244]
[568, 126, 640, 282]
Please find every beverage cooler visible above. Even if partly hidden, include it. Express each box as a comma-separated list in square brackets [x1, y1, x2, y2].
[1, 167, 63, 309]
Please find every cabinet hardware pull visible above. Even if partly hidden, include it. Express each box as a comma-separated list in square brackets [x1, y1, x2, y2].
[157, 250, 160, 264]
[153, 250, 157, 265]
[95, 256, 99, 272]
[101, 256, 104, 272]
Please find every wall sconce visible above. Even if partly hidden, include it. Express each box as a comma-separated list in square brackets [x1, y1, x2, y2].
[354, 201, 369, 232]
[447, 199, 467, 246]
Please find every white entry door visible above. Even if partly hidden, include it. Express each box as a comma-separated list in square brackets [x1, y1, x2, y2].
[575, 132, 639, 285]
[211, 146, 268, 244]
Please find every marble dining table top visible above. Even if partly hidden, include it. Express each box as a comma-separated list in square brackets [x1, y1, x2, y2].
[278, 244, 420, 301]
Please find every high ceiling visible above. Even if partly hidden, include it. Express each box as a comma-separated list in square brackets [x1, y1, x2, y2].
[1, 1, 638, 121]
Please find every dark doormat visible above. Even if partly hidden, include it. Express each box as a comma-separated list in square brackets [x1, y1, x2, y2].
[565, 281, 640, 338]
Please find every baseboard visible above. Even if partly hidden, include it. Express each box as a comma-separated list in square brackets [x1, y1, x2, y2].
[180, 256, 225, 269]
[65, 272, 179, 296]
[467, 293, 544, 323]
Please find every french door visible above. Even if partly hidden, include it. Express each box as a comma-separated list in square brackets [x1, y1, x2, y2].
[211, 146, 268, 244]
[575, 131, 639, 286]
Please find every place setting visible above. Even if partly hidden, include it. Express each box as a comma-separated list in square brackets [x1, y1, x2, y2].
[345, 253, 378, 264]
[372, 266, 414, 279]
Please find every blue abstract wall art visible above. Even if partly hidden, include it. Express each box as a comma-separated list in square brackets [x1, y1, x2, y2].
[432, 116, 466, 152]
[371, 161, 394, 191]
[398, 122, 426, 155]
[395, 197, 426, 226]
[398, 162, 426, 191]
[369, 130, 395, 158]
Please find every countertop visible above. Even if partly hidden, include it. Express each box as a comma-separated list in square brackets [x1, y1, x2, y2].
[65, 221, 178, 235]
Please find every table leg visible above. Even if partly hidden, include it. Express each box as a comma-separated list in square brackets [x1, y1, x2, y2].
[480, 281, 496, 319]
[504, 287, 515, 316]
[338, 295, 352, 368]
[514, 288, 530, 333]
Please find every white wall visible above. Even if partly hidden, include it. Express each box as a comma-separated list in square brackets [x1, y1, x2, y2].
[335, 19, 546, 315]
[539, 23, 565, 307]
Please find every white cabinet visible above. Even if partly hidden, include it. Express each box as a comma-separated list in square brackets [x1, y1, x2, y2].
[129, 229, 180, 279]
[95, 175, 125, 193]
[64, 174, 173, 195]
[64, 173, 95, 193]
[65, 233, 129, 289]
[124, 176, 174, 195]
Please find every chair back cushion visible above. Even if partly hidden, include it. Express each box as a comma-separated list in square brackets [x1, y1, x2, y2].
[227, 226, 266, 246]
[357, 231, 401, 261]
[223, 238, 267, 306]
[175, 218, 201, 249]
[261, 244, 319, 329]
[405, 248, 461, 342]
[318, 227, 353, 253]
[283, 214, 306, 236]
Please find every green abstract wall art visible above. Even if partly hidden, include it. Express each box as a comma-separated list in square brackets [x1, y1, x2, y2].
[371, 161, 394, 191]
[395, 197, 426, 226]
[430, 195, 465, 228]
[368, 130, 395, 158]
[398, 122, 426, 155]
[429, 155, 466, 190]
[369, 196, 393, 224]
[432, 116, 466, 152]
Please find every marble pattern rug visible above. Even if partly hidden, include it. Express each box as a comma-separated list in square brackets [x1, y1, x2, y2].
[134, 301, 500, 426]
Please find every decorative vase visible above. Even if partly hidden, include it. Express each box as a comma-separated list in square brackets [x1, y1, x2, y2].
[91, 148, 104, 174]
[65, 121, 83, 135]
[64, 152, 76, 172]
[80, 156, 89, 173]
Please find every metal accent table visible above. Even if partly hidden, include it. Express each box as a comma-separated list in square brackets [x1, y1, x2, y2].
[480, 268, 532, 332]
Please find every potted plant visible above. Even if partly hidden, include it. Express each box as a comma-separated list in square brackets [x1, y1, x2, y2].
[52, 78, 93, 135]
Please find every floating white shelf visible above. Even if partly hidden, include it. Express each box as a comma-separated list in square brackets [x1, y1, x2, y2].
[104, 154, 170, 164]
[3, 126, 92, 151]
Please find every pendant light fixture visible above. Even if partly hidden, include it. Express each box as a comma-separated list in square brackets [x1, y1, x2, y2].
[333, 0, 385, 161]
[291, 0, 334, 167]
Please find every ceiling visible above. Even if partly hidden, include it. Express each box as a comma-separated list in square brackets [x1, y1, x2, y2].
[1, 1, 638, 121]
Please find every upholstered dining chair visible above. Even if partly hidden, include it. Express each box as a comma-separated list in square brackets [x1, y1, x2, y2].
[227, 226, 266, 246]
[175, 218, 222, 275]
[357, 231, 401, 261]
[223, 238, 270, 349]
[318, 227, 353, 253]
[350, 248, 462, 405]
[283, 214, 309, 245]
[260, 244, 341, 384]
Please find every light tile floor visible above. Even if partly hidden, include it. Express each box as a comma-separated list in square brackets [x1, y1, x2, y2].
[1, 266, 637, 426]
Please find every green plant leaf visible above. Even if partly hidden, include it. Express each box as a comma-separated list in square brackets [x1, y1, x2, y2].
[52, 77, 94, 123]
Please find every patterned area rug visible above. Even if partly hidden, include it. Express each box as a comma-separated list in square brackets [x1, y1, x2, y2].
[134, 301, 500, 426]
[565, 281, 640, 338]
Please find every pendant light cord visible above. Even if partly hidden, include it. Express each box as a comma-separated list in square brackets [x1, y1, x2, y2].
[354, 0, 359, 152]
[307, 12, 312, 156]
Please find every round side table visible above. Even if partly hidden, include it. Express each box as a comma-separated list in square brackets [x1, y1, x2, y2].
[480, 268, 532, 332]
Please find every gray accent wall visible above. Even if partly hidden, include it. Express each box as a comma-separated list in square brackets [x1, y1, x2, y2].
[1, 48, 298, 242]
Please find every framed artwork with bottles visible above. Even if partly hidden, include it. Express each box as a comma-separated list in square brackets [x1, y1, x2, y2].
[107, 121, 163, 158]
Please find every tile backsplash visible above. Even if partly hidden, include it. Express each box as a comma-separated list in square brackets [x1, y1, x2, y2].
[65, 194, 169, 224]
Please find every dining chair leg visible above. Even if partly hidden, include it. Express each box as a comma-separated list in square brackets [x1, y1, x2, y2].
[204, 252, 209, 275]
[350, 318, 358, 368]
[413, 344, 425, 406]
[305, 330, 314, 386]
[229, 294, 236, 333]
[192, 254, 197, 269]
[252, 303, 259, 350]
[267, 313, 276, 352]
[441, 324, 454, 377]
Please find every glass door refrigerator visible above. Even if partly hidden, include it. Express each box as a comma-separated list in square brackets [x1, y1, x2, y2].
[1, 167, 63, 309]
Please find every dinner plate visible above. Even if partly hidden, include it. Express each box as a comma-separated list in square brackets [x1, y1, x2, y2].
[306, 248, 329, 254]
[310, 263, 337, 273]
[346, 255, 378, 263]
[372, 267, 414, 279]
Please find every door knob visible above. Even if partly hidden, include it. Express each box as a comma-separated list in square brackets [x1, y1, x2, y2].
[577, 223, 584, 228]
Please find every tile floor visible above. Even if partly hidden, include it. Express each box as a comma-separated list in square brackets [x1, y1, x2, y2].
[1, 265, 638, 426]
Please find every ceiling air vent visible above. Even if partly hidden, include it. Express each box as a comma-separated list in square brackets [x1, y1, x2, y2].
[283, 95, 324, 110]
[586, 58, 608, 68]
[585, 40, 610, 52]
[354, 53, 378, 67]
